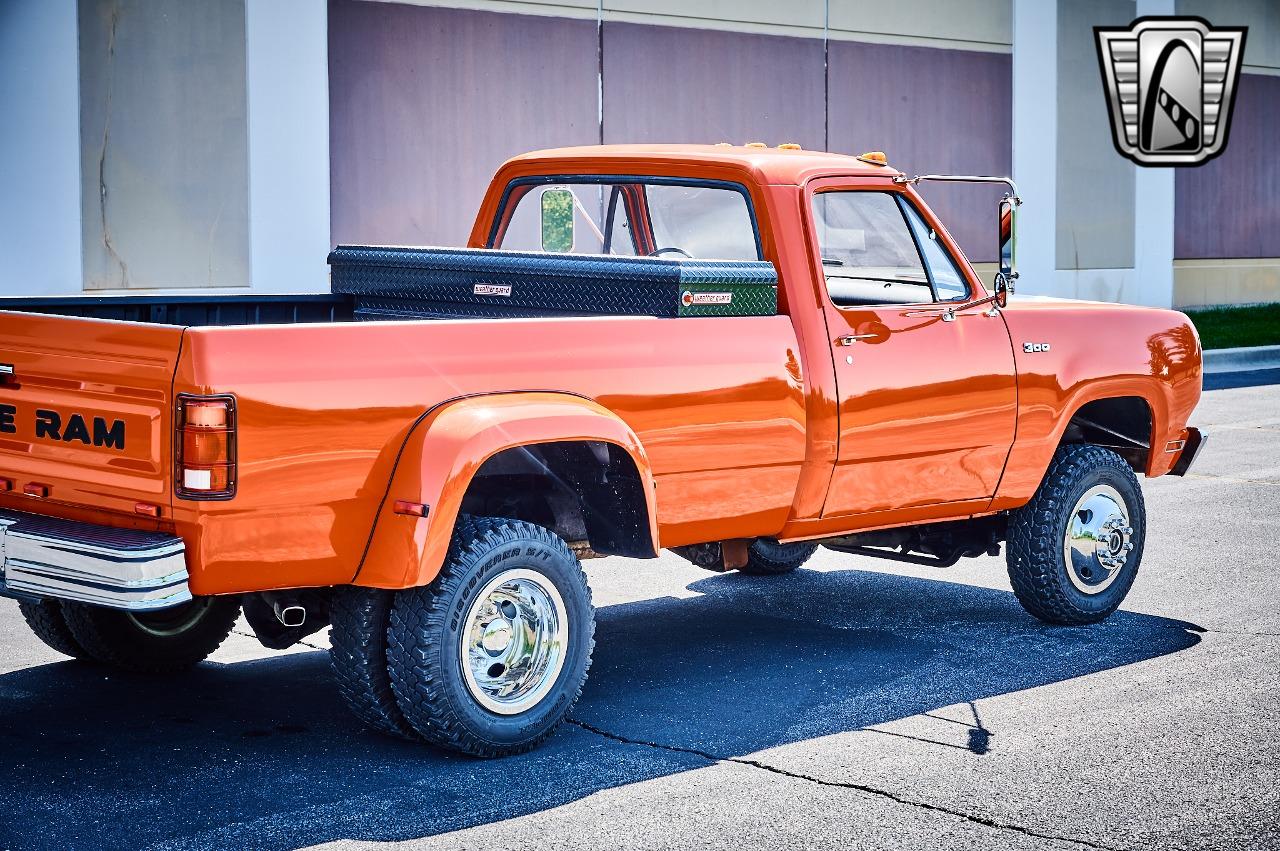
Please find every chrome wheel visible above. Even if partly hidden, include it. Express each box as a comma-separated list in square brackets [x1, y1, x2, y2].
[460, 568, 568, 715]
[125, 597, 213, 637]
[1063, 484, 1134, 595]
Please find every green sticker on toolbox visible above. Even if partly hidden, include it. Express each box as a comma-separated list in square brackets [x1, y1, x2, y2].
[677, 283, 778, 317]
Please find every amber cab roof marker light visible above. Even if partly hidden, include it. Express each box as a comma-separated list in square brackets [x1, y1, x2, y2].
[857, 151, 888, 165]
[778, 143, 802, 150]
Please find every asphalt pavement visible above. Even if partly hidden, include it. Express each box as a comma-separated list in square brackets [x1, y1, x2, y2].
[1, 377, 1277, 851]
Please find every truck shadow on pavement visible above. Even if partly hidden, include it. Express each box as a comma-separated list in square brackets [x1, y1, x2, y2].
[0, 568, 1202, 851]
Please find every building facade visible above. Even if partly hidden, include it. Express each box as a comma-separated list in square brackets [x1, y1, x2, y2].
[2, 0, 1277, 307]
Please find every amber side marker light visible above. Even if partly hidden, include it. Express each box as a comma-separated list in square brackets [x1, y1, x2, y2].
[176, 394, 237, 500]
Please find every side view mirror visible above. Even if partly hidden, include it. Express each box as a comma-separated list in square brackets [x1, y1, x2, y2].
[540, 188, 575, 253]
[994, 193, 1020, 309]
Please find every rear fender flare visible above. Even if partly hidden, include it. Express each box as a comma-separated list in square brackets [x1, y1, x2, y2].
[353, 392, 658, 589]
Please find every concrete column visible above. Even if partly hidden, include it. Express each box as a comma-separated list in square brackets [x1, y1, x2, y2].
[0, 0, 82, 295]
[1131, 0, 1176, 308]
[1011, 0, 1057, 297]
[245, 0, 331, 294]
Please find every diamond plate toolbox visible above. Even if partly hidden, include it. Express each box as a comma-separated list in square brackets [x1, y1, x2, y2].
[327, 246, 778, 320]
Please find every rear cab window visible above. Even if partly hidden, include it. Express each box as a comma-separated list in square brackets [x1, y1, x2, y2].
[491, 178, 762, 261]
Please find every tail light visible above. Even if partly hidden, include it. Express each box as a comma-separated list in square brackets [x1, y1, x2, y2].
[175, 394, 237, 500]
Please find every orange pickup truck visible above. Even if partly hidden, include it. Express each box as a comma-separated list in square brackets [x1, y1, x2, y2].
[0, 145, 1204, 757]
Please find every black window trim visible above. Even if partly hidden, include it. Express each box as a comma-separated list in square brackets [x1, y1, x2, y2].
[487, 174, 765, 260]
[894, 194, 972, 303]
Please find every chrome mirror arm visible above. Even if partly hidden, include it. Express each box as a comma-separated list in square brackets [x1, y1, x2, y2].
[893, 173, 1022, 206]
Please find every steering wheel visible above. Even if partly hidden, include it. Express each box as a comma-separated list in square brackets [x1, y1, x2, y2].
[648, 247, 692, 258]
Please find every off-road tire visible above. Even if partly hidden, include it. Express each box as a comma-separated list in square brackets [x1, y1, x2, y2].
[386, 516, 594, 757]
[329, 586, 418, 740]
[738, 539, 819, 575]
[18, 599, 88, 660]
[60, 596, 241, 673]
[672, 538, 818, 575]
[1007, 445, 1146, 625]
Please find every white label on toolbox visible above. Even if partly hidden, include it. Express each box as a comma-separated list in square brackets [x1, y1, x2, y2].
[184, 469, 212, 490]
[681, 291, 733, 306]
[473, 283, 512, 297]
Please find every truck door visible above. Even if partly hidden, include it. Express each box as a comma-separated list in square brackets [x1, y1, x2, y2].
[807, 180, 1017, 519]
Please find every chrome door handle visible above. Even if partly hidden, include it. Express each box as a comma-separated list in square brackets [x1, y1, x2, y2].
[836, 334, 877, 346]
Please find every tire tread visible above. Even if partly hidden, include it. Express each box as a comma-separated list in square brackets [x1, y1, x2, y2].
[17, 599, 87, 660]
[329, 586, 418, 740]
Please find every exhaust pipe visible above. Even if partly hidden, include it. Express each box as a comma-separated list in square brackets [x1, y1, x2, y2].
[273, 601, 306, 628]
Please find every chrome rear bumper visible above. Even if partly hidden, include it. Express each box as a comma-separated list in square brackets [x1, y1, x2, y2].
[0, 508, 191, 611]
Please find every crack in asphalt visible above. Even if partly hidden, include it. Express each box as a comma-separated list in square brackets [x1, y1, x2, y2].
[1198, 627, 1280, 639]
[231, 629, 327, 652]
[1183, 472, 1280, 486]
[567, 718, 1125, 851]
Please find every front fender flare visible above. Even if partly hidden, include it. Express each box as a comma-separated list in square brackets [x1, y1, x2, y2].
[352, 392, 658, 589]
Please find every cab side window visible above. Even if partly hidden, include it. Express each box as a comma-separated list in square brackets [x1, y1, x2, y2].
[811, 191, 969, 307]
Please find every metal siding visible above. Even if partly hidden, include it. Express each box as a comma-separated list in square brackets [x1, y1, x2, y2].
[1054, 0, 1135, 271]
[1175, 73, 1280, 259]
[601, 22, 826, 150]
[827, 40, 1013, 264]
[78, 0, 251, 290]
[328, 0, 599, 248]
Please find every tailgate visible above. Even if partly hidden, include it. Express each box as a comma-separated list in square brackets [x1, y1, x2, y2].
[0, 312, 184, 517]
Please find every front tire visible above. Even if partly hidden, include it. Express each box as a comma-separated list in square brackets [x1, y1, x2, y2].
[60, 596, 241, 673]
[1007, 445, 1146, 625]
[386, 516, 594, 757]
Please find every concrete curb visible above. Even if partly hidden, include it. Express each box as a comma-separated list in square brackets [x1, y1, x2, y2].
[1204, 344, 1280, 374]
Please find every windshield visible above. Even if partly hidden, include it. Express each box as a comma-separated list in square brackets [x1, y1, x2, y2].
[494, 180, 760, 261]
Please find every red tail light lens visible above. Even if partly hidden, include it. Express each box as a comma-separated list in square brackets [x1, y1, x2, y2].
[176, 394, 236, 500]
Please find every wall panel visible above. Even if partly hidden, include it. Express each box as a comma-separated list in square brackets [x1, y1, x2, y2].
[1054, 0, 1134, 272]
[827, 40, 1012, 263]
[1175, 73, 1280, 259]
[79, 0, 250, 289]
[329, 0, 598, 247]
[601, 22, 826, 150]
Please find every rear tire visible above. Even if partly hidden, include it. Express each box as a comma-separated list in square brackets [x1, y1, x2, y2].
[1007, 445, 1146, 625]
[17, 599, 88, 660]
[329, 586, 418, 740]
[738, 539, 819, 575]
[61, 596, 241, 673]
[672, 538, 818, 575]
[386, 516, 594, 757]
